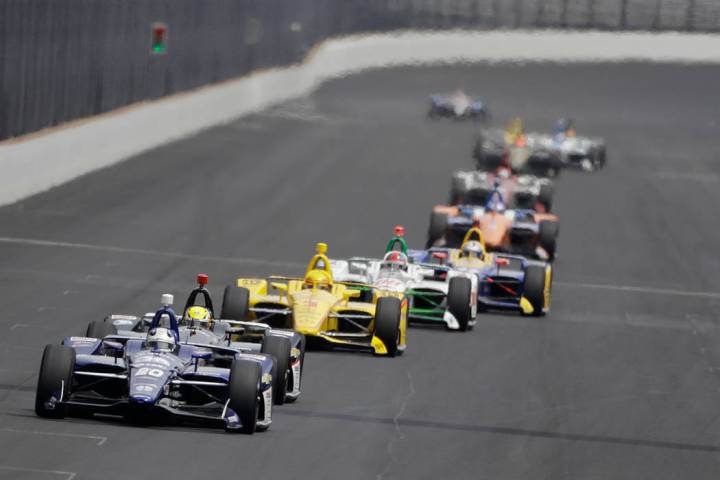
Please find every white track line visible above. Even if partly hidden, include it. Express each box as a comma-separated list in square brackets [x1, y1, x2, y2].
[0, 236, 304, 269]
[2, 235, 718, 299]
[0, 428, 107, 446]
[554, 281, 720, 299]
[0, 465, 76, 479]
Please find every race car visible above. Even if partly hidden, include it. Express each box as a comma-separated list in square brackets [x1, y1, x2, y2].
[428, 90, 488, 121]
[35, 295, 274, 433]
[449, 167, 555, 212]
[331, 228, 478, 331]
[473, 118, 562, 177]
[474, 118, 606, 174]
[410, 226, 552, 316]
[94, 274, 304, 405]
[534, 118, 607, 171]
[222, 243, 407, 357]
[427, 183, 559, 260]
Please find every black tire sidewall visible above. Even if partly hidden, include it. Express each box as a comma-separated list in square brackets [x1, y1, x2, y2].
[374, 297, 401, 357]
[447, 277, 472, 331]
[260, 335, 291, 405]
[221, 286, 250, 320]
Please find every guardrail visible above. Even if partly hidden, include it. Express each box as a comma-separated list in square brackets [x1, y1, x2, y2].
[1, 0, 718, 141]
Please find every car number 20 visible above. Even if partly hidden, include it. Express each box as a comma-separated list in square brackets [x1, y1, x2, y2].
[136, 367, 164, 377]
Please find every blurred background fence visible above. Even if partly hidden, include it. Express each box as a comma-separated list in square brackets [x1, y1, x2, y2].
[1, 0, 718, 140]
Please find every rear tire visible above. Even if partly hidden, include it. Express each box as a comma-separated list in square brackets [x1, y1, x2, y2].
[523, 265, 548, 317]
[538, 220, 559, 260]
[260, 335, 291, 405]
[35, 345, 75, 418]
[447, 277, 472, 332]
[449, 177, 467, 205]
[221, 286, 250, 320]
[227, 360, 261, 434]
[373, 297, 402, 357]
[538, 184, 554, 212]
[426, 212, 448, 249]
[86, 320, 117, 339]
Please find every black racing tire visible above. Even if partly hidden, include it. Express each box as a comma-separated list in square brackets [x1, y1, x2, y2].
[35, 344, 75, 418]
[593, 145, 607, 170]
[86, 320, 117, 339]
[538, 183, 554, 212]
[221, 286, 250, 321]
[523, 265, 548, 317]
[373, 297, 402, 357]
[538, 220, 559, 260]
[426, 211, 448, 249]
[449, 176, 467, 205]
[447, 277, 472, 332]
[260, 335, 291, 405]
[227, 360, 261, 434]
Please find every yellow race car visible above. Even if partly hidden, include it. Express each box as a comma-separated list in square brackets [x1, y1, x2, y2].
[220, 243, 407, 357]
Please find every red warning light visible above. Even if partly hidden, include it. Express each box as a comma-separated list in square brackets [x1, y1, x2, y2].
[394, 225, 405, 237]
[197, 274, 209, 286]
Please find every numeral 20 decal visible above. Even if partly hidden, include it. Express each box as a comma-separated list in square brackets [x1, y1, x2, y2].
[136, 367, 164, 377]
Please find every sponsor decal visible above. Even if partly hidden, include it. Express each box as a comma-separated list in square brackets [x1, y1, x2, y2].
[291, 360, 301, 393]
[263, 387, 272, 420]
[69, 336, 96, 343]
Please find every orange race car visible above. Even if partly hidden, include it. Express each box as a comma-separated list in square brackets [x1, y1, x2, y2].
[427, 182, 559, 260]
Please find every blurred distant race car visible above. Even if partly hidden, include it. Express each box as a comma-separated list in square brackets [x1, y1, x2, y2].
[533, 118, 607, 172]
[331, 227, 478, 331]
[222, 243, 407, 357]
[473, 118, 562, 177]
[428, 90, 488, 121]
[427, 183, 559, 260]
[95, 275, 305, 405]
[409, 226, 552, 316]
[36, 295, 275, 433]
[450, 167, 555, 212]
[473, 118, 605, 174]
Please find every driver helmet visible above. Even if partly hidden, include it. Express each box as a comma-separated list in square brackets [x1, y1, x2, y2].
[555, 118, 575, 137]
[380, 251, 409, 272]
[185, 306, 212, 327]
[146, 327, 177, 352]
[461, 240, 485, 259]
[303, 269, 332, 291]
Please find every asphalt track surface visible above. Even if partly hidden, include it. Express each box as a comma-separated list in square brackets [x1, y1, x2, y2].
[1, 63, 720, 479]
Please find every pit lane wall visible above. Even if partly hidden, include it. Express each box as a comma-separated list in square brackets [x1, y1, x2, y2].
[3, 29, 720, 206]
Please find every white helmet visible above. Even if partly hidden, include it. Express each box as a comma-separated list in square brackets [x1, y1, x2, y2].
[147, 327, 176, 352]
[462, 240, 484, 259]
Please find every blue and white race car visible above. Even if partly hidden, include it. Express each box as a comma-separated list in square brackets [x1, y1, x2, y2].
[428, 90, 488, 121]
[409, 227, 552, 316]
[35, 294, 276, 433]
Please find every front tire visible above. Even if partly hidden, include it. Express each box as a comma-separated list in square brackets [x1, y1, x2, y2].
[227, 360, 261, 434]
[260, 335, 291, 405]
[447, 277, 472, 331]
[221, 286, 250, 320]
[373, 297, 402, 357]
[35, 345, 75, 418]
[523, 265, 548, 317]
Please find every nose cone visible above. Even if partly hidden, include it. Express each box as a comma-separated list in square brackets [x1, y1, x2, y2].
[128, 366, 171, 404]
[291, 290, 334, 334]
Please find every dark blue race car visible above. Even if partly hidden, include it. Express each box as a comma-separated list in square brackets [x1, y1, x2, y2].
[35, 296, 275, 434]
[408, 227, 552, 316]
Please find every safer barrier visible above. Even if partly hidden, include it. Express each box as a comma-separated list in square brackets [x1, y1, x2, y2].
[2, 0, 720, 141]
